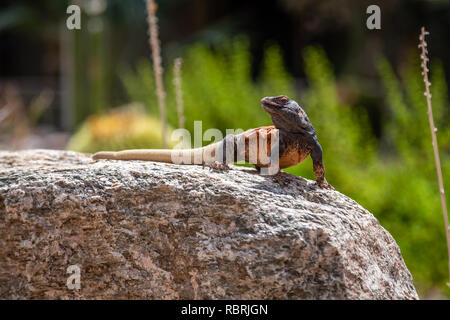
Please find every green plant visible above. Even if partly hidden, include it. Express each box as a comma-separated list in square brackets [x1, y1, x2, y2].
[290, 45, 450, 297]
[375, 52, 450, 296]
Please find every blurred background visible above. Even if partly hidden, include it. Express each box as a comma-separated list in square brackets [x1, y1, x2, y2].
[1, 0, 450, 298]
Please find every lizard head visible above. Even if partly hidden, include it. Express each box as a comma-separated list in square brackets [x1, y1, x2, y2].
[261, 95, 314, 134]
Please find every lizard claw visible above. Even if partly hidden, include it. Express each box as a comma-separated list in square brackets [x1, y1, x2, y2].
[316, 179, 335, 190]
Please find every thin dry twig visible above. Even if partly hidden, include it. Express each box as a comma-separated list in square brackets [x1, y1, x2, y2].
[3, 84, 27, 149]
[1, 84, 53, 150]
[173, 57, 185, 129]
[146, 0, 168, 148]
[419, 26, 450, 286]
[0, 105, 13, 126]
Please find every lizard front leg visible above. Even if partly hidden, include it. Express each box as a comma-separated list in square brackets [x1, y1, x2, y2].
[310, 142, 334, 190]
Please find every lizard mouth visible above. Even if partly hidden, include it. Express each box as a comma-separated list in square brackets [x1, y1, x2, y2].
[261, 97, 288, 112]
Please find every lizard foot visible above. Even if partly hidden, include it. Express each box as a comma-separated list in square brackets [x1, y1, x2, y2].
[203, 161, 230, 172]
[316, 178, 335, 190]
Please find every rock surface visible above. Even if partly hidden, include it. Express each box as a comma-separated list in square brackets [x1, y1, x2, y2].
[0, 150, 418, 299]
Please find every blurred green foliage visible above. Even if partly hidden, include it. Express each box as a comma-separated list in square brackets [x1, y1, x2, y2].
[292, 46, 450, 296]
[121, 38, 296, 141]
[373, 55, 450, 295]
[292, 46, 450, 297]
[70, 38, 450, 297]
[67, 103, 175, 153]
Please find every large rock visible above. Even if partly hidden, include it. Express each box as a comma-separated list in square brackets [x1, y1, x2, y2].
[0, 150, 418, 299]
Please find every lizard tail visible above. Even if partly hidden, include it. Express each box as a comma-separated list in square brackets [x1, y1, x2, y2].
[92, 149, 174, 162]
[92, 142, 223, 164]
[92, 151, 117, 160]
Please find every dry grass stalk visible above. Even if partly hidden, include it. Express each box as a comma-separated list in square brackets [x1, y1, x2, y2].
[1, 84, 53, 150]
[419, 26, 450, 285]
[146, 0, 168, 148]
[173, 57, 185, 129]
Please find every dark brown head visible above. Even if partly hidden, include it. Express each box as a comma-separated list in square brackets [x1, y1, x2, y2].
[261, 95, 315, 134]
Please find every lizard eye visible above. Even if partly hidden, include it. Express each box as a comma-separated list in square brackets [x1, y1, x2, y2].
[279, 96, 289, 103]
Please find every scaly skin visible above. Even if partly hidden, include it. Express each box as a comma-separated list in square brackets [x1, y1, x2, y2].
[93, 96, 333, 189]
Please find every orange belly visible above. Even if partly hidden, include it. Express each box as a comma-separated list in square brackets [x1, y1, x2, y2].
[241, 126, 310, 169]
[279, 146, 309, 169]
